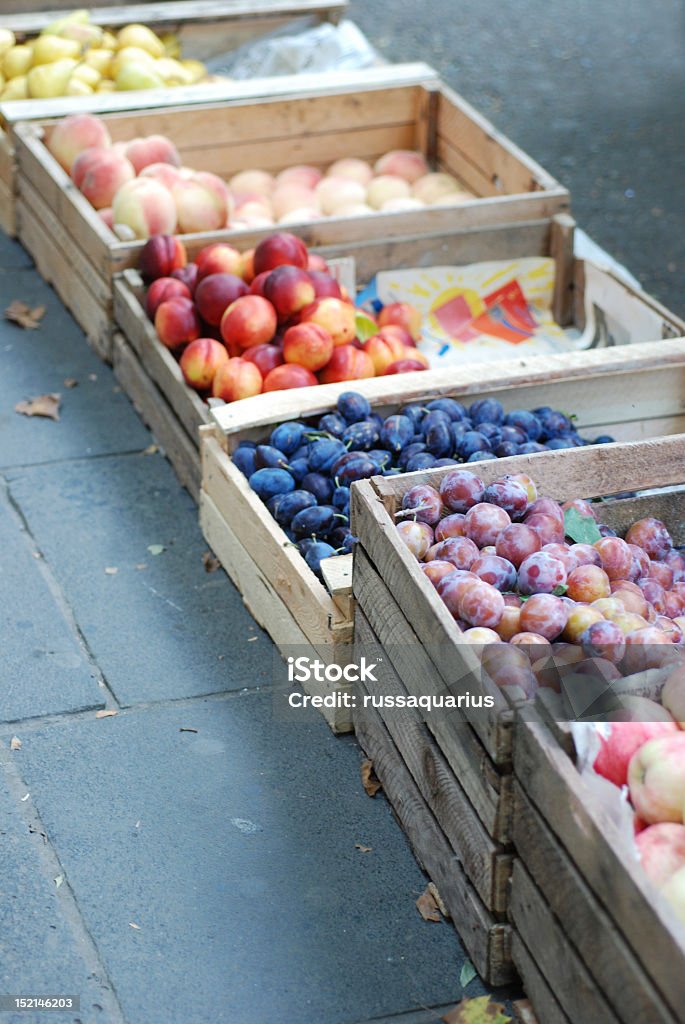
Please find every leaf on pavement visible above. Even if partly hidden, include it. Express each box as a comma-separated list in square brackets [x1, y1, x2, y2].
[54, 874, 64, 889]
[5, 300, 46, 329]
[15, 393, 61, 421]
[442, 996, 511, 1024]
[104, 567, 118, 575]
[141, 444, 159, 456]
[459, 959, 477, 989]
[202, 551, 220, 573]
[360, 758, 382, 797]
[95, 709, 118, 719]
[416, 886, 442, 922]
[10, 736, 21, 751]
[147, 544, 165, 556]
[355, 842, 372, 853]
[63, 378, 79, 389]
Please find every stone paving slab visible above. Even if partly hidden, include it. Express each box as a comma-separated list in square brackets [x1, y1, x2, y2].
[6, 453, 272, 705]
[4, 692, 486, 1024]
[0, 481, 103, 723]
[0, 268, 149, 469]
[0, 230, 34, 271]
[0, 773, 121, 1024]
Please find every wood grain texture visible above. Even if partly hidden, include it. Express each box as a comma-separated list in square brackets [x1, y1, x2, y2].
[512, 784, 679, 1024]
[353, 692, 515, 986]
[511, 933, 571, 1024]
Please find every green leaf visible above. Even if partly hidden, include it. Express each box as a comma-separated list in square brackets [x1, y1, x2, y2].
[552, 583, 569, 596]
[442, 995, 511, 1024]
[564, 506, 601, 545]
[355, 310, 379, 343]
[459, 959, 477, 989]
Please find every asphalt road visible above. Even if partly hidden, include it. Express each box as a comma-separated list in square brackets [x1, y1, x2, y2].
[348, 0, 685, 314]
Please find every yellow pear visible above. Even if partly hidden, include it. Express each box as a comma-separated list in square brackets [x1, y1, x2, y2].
[61, 23, 104, 46]
[180, 59, 207, 84]
[71, 63, 101, 88]
[96, 79, 116, 93]
[65, 76, 92, 96]
[1, 75, 28, 100]
[41, 9, 89, 37]
[27, 58, 77, 98]
[111, 46, 154, 78]
[0, 72, 4, 92]
[0, 29, 16, 58]
[115, 61, 164, 91]
[100, 31, 117, 51]
[116, 24, 165, 59]
[160, 33, 180, 58]
[154, 58, 193, 86]
[3, 46, 33, 80]
[84, 48, 113, 76]
[32, 35, 83, 66]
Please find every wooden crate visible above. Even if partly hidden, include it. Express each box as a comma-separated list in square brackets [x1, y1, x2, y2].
[350, 434, 685, 981]
[12, 65, 570, 359]
[0, 0, 348, 235]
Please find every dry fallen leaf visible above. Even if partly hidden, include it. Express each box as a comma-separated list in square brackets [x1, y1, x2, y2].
[54, 874, 64, 889]
[5, 300, 46, 329]
[416, 886, 442, 923]
[129, 922, 141, 930]
[95, 709, 118, 719]
[104, 567, 118, 575]
[10, 736, 21, 751]
[355, 842, 372, 853]
[15, 393, 61, 421]
[442, 996, 511, 1024]
[360, 758, 382, 797]
[141, 444, 159, 456]
[63, 378, 78, 389]
[202, 551, 220, 573]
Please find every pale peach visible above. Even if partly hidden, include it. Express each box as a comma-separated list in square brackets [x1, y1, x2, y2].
[47, 113, 111, 173]
[327, 158, 373, 186]
[629, 733, 685, 823]
[412, 172, 463, 204]
[71, 147, 135, 210]
[139, 162, 185, 190]
[276, 164, 322, 190]
[112, 178, 177, 239]
[366, 174, 412, 209]
[374, 149, 429, 183]
[125, 134, 181, 174]
[173, 179, 227, 234]
[229, 169, 275, 197]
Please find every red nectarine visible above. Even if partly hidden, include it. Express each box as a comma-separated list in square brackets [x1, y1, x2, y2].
[318, 345, 374, 384]
[212, 358, 263, 402]
[282, 322, 334, 372]
[220, 295, 277, 350]
[262, 364, 318, 392]
[179, 337, 229, 391]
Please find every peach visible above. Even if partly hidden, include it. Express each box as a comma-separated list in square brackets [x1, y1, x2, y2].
[192, 171, 232, 224]
[233, 191, 269, 212]
[229, 169, 274, 197]
[47, 113, 112, 174]
[144, 276, 191, 320]
[315, 177, 365, 216]
[276, 165, 322, 190]
[124, 135, 181, 175]
[374, 149, 429, 183]
[263, 266, 315, 321]
[139, 162, 185, 190]
[594, 719, 678, 788]
[179, 337, 229, 391]
[379, 323, 414, 348]
[253, 232, 308, 275]
[278, 208, 322, 225]
[242, 343, 284, 377]
[98, 208, 114, 231]
[212, 358, 263, 402]
[412, 172, 462, 204]
[629, 733, 685, 823]
[195, 273, 249, 326]
[378, 301, 422, 341]
[272, 183, 317, 220]
[327, 158, 374, 186]
[112, 178, 177, 240]
[262, 364, 318, 392]
[71, 147, 135, 210]
[362, 333, 406, 374]
[154, 296, 201, 351]
[195, 244, 242, 280]
[331, 202, 374, 217]
[220, 294, 277, 350]
[366, 175, 412, 210]
[139, 235, 187, 283]
[385, 358, 429, 374]
[380, 196, 425, 212]
[173, 178, 228, 234]
[282, 322, 334, 372]
[171, 263, 199, 295]
[230, 202, 275, 228]
[300, 297, 355, 346]
[308, 270, 342, 299]
[659, 865, 685, 925]
[431, 190, 474, 206]
[319, 345, 374, 384]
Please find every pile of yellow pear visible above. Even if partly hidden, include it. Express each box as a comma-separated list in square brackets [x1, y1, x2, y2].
[0, 9, 210, 101]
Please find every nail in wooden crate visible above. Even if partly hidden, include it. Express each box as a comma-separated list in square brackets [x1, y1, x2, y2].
[12, 62, 569, 360]
[0, 0, 347, 235]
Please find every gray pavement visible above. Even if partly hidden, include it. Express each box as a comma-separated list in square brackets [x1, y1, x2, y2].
[0, 224, 510, 1023]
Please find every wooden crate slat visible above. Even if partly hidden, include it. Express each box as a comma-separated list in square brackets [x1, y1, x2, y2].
[112, 333, 201, 501]
[0, 177, 16, 236]
[510, 933, 572, 1024]
[513, 783, 679, 1024]
[354, 606, 512, 912]
[353, 689, 515, 986]
[514, 712, 685, 1017]
[510, 861, 623, 1024]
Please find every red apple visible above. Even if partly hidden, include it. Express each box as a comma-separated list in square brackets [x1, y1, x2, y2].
[195, 243, 242, 280]
[299, 297, 356, 346]
[263, 265, 316, 321]
[242, 344, 284, 377]
[179, 337, 228, 391]
[171, 263, 199, 295]
[282, 322, 334, 372]
[378, 300, 422, 341]
[594, 719, 678, 789]
[139, 235, 187, 283]
[629, 733, 685, 823]
[144, 277, 190, 320]
[262, 364, 318, 392]
[636, 823, 685, 889]
[319, 344, 375, 384]
[220, 294, 277, 350]
[253, 232, 308, 275]
[211, 357, 263, 402]
[154, 296, 201, 351]
[308, 270, 342, 299]
[194, 273, 249, 326]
